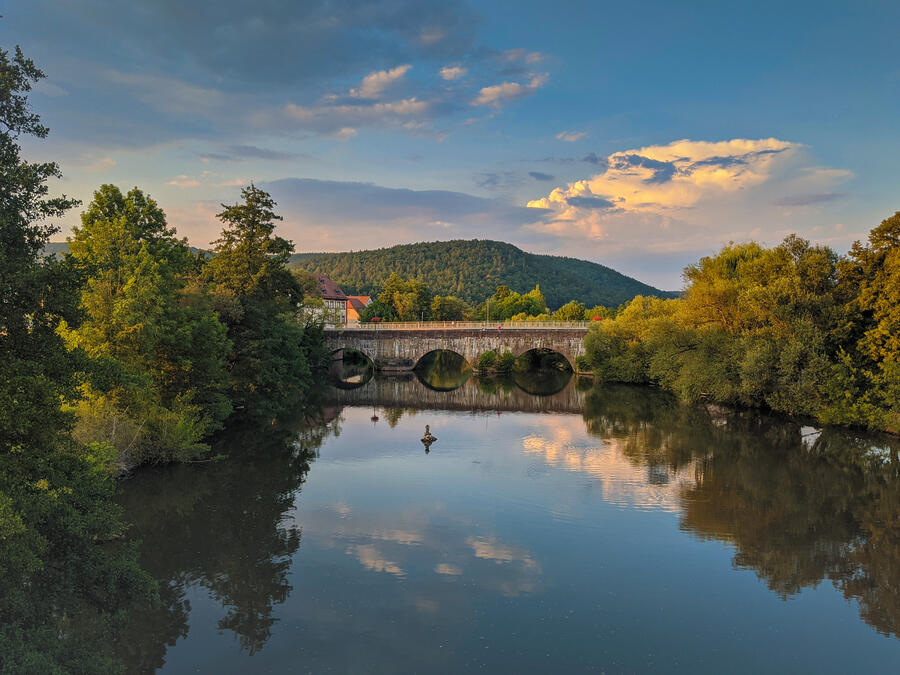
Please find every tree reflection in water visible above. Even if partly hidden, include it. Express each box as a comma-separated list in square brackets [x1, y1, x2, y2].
[582, 384, 900, 639]
[415, 350, 472, 391]
[113, 412, 336, 672]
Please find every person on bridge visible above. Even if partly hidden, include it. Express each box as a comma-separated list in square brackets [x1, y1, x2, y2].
[497, 324, 502, 332]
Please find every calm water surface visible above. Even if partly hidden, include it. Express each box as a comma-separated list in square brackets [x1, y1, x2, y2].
[116, 372, 900, 673]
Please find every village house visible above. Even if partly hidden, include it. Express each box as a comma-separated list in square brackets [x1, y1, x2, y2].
[347, 295, 372, 324]
[317, 274, 348, 325]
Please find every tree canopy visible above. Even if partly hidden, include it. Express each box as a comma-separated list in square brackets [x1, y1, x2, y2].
[583, 224, 900, 432]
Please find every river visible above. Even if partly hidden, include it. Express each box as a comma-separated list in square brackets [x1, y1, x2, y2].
[114, 368, 900, 672]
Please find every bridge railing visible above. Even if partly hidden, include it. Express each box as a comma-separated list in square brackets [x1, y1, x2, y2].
[324, 320, 593, 331]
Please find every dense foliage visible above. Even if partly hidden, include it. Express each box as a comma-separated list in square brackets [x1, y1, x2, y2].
[0, 42, 326, 671]
[358, 274, 610, 325]
[0, 44, 154, 673]
[201, 185, 327, 423]
[62, 185, 232, 465]
[583, 225, 900, 432]
[289, 239, 675, 309]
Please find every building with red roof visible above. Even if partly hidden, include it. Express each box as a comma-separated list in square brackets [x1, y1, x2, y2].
[316, 274, 348, 324]
[347, 295, 371, 323]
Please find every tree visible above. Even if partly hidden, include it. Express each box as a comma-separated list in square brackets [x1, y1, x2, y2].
[430, 295, 470, 320]
[359, 297, 397, 322]
[0, 43, 154, 672]
[204, 186, 322, 421]
[552, 300, 586, 321]
[62, 185, 233, 465]
[852, 213, 900, 364]
[203, 185, 299, 301]
[479, 284, 547, 320]
[376, 272, 433, 320]
[581, 224, 900, 431]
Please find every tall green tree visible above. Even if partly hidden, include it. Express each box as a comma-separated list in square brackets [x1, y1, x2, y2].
[480, 284, 547, 320]
[552, 299, 586, 321]
[204, 185, 322, 421]
[430, 294, 471, 320]
[0, 44, 153, 673]
[62, 185, 233, 465]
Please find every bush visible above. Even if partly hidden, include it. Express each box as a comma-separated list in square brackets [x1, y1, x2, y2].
[477, 350, 498, 370]
[497, 350, 516, 373]
[575, 355, 592, 373]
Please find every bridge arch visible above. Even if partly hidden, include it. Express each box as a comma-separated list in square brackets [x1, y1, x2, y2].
[515, 347, 575, 373]
[413, 348, 472, 371]
[328, 347, 375, 388]
[413, 349, 473, 391]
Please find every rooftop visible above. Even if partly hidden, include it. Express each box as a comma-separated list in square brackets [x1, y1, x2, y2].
[317, 275, 346, 300]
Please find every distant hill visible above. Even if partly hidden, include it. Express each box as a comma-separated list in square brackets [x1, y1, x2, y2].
[289, 240, 677, 309]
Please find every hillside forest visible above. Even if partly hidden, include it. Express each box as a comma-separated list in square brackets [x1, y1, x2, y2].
[289, 239, 676, 309]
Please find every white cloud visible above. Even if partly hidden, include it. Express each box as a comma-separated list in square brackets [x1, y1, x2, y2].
[556, 131, 587, 142]
[440, 65, 467, 80]
[167, 173, 244, 188]
[73, 155, 117, 172]
[528, 138, 796, 215]
[435, 563, 462, 575]
[281, 98, 430, 136]
[33, 80, 68, 97]
[419, 29, 446, 45]
[524, 138, 855, 266]
[472, 74, 547, 108]
[350, 64, 412, 99]
[332, 127, 358, 140]
[216, 177, 246, 187]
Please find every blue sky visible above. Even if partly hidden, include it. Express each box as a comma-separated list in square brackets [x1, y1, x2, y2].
[8, 0, 899, 288]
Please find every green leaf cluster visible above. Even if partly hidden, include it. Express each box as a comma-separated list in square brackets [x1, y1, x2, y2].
[583, 224, 900, 432]
[478, 284, 548, 321]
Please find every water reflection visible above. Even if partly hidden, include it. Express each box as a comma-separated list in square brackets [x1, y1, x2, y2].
[113, 373, 900, 671]
[414, 350, 472, 391]
[581, 385, 900, 637]
[511, 367, 571, 395]
[328, 349, 374, 388]
[114, 415, 335, 671]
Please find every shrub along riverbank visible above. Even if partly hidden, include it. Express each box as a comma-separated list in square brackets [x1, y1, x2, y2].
[583, 219, 900, 434]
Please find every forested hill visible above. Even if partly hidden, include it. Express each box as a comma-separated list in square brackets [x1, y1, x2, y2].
[288, 240, 676, 308]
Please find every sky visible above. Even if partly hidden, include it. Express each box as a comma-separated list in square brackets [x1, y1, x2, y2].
[8, 0, 899, 289]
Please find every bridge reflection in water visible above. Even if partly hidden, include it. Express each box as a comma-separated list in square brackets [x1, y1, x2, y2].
[328, 370, 592, 414]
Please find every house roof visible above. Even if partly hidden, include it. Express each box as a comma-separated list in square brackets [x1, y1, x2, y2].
[347, 295, 371, 311]
[317, 275, 346, 300]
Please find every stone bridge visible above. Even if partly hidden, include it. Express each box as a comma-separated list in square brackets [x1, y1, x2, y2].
[323, 322, 590, 371]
